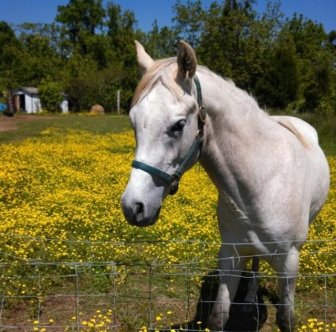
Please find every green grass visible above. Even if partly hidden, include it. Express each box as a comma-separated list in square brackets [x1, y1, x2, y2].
[1, 112, 334, 154]
[299, 113, 336, 155]
[0, 113, 131, 143]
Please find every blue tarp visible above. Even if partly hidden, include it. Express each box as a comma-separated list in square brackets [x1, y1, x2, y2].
[0, 103, 7, 112]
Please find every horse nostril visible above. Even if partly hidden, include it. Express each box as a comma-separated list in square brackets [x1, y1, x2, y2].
[134, 202, 144, 218]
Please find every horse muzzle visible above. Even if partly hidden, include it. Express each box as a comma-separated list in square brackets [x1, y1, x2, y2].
[121, 195, 162, 227]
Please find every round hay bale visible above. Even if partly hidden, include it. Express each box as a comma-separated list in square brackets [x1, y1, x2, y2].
[90, 104, 105, 114]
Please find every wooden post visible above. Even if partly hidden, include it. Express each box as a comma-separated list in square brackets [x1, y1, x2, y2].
[117, 90, 120, 114]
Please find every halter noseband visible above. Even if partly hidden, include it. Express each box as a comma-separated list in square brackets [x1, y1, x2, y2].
[131, 75, 206, 195]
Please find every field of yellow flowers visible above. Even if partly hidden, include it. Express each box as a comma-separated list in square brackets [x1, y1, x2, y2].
[0, 117, 335, 330]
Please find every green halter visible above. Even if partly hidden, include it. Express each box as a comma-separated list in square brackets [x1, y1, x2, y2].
[131, 75, 206, 195]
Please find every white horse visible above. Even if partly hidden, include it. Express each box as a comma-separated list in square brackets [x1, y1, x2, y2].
[121, 41, 330, 331]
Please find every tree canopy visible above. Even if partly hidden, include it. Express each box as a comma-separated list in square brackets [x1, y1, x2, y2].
[0, 0, 335, 114]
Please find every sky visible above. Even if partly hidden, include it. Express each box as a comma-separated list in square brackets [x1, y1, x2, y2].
[0, 0, 335, 33]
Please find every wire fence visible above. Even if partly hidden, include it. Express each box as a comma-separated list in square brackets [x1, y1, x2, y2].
[0, 236, 335, 331]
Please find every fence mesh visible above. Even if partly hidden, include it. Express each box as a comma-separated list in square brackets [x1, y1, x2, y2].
[0, 236, 335, 331]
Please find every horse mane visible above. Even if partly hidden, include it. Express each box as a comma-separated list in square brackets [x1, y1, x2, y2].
[132, 57, 310, 151]
[276, 119, 311, 149]
[132, 58, 182, 106]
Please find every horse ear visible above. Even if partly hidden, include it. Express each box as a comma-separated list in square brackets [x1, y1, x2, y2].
[177, 40, 197, 80]
[135, 40, 154, 71]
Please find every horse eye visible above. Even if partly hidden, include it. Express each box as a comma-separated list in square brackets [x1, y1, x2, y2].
[171, 119, 186, 132]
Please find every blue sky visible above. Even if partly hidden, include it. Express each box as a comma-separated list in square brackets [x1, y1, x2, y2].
[0, 0, 334, 33]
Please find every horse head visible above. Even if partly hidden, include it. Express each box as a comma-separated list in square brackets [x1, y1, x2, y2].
[121, 41, 204, 227]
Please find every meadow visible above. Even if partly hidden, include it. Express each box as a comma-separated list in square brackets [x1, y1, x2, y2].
[0, 114, 335, 331]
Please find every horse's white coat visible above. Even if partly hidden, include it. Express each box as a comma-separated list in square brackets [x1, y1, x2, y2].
[121, 42, 330, 331]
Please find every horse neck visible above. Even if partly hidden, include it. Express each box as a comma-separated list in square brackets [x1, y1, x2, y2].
[197, 68, 266, 132]
[197, 69, 271, 200]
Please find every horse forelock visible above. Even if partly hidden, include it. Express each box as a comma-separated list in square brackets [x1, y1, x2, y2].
[132, 58, 183, 107]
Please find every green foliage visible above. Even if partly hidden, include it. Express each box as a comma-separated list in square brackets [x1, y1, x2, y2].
[56, 0, 105, 53]
[62, 52, 99, 111]
[255, 34, 299, 109]
[38, 81, 64, 112]
[21, 35, 63, 86]
[0, 1, 335, 114]
[0, 21, 25, 90]
[172, 0, 205, 47]
[144, 21, 178, 59]
[196, 1, 335, 113]
[282, 14, 334, 114]
[198, 0, 261, 92]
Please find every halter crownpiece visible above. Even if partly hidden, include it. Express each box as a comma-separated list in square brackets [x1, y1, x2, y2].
[193, 74, 206, 139]
[132, 75, 206, 195]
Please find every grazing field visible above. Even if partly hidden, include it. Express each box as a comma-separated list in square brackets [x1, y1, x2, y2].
[0, 114, 335, 331]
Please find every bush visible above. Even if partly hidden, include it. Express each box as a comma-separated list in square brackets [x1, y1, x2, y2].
[38, 80, 64, 112]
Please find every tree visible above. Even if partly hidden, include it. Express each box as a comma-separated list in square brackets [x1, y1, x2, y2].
[61, 51, 126, 112]
[172, 0, 205, 47]
[106, 2, 138, 109]
[0, 0, 333, 114]
[106, 2, 137, 60]
[18, 31, 63, 85]
[62, 52, 99, 111]
[255, 34, 299, 109]
[283, 14, 334, 113]
[144, 21, 178, 59]
[198, 0, 257, 88]
[328, 30, 336, 49]
[56, 0, 105, 55]
[0, 21, 24, 91]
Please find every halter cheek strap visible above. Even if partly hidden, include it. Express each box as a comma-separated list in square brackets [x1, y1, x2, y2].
[132, 133, 203, 194]
[131, 75, 206, 195]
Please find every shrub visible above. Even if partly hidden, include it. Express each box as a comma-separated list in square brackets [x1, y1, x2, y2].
[38, 80, 64, 112]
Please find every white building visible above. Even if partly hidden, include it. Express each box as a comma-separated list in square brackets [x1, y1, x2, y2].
[13, 87, 68, 113]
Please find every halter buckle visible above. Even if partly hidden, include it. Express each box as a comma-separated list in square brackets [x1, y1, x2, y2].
[169, 174, 180, 195]
[199, 106, 206, 123]
[197, 128, 204, 139]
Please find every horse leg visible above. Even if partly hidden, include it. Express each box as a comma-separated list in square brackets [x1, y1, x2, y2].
[242, 257, 260, 318]
[274, 247, 299, 332]
[209, 244, 246, 331]
[243, 257, 260, 312]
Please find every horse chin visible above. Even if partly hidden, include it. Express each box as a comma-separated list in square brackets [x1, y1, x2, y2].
[135, 207, 161, 227]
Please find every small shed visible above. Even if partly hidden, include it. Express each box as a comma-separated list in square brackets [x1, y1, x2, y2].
[12, 87, 68, 113]
[13, 87, 42, 113]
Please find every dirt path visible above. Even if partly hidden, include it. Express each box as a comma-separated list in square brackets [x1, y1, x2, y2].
[0, 114, 52, 132]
